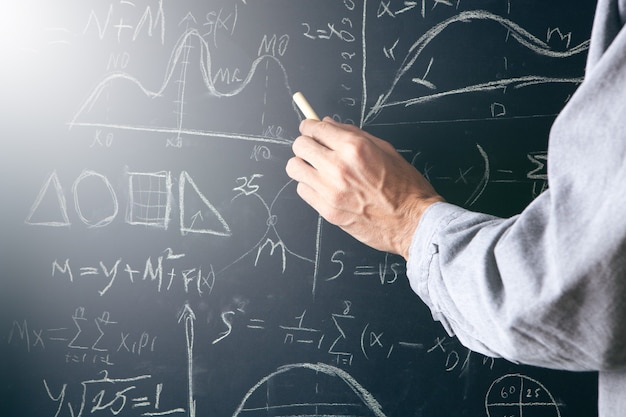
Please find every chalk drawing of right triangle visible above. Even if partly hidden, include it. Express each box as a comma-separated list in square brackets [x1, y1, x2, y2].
[179, 171, 231, 236]
[25, 170, 71, 227]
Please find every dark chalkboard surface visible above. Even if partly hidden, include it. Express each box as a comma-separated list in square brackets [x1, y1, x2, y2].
[0, 1, 599, 416]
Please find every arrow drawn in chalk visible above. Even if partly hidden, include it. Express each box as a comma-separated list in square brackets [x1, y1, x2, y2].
[178, 303, 197, 417]
[189, 211, 203, 231]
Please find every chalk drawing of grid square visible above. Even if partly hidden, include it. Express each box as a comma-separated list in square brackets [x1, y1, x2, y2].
[127, 171, 172, 229]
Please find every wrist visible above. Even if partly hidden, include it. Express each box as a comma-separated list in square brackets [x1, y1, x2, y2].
[398, 195, 445, 261]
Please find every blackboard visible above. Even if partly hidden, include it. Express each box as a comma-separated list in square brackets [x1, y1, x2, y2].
[0, 1, 599, 416]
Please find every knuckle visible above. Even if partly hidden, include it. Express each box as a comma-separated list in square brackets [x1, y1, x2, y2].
[342, 134, 367, 158]
[378, 139, 395, 153]
[322, 207, 342, 225]
[291, 136, 307, 154]
[312, 120, 332, 139]
[331, 162, 349, 178]
[328, 186, 350, 208]
[285, 157, 297, 176]
[295, 181, 308, 198]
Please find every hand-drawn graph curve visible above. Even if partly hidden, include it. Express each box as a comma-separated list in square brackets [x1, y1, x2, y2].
[361, 9, 590, 126]
[232, 362, 386, 417]
[69, 28, 300, 146]
[215, 178, 323, 296]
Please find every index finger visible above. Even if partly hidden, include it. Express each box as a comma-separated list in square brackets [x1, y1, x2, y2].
[299, 117, 352, 151]
[309, 117, 398, 157]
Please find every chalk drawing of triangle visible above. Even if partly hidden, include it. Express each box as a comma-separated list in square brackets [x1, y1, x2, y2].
[179, 171, 231, 236]
[25, 170, 71, 227]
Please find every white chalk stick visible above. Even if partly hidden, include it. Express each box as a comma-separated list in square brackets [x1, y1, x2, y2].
[293, 92, 320, 120]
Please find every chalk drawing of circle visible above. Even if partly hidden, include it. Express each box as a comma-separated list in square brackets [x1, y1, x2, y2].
[232, 362, 385, 417]
[485, 373, 562, 417]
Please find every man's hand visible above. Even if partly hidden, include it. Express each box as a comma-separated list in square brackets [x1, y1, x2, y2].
[285, 117, 444, 260]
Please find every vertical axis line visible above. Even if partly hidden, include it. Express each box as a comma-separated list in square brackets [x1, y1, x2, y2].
[360, 0, 368, 128]
[312, 214, 323, 297]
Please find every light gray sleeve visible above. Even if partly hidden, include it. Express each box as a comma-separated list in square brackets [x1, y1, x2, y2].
[406, 2, 626, 372]
[407, 197, 626, 372]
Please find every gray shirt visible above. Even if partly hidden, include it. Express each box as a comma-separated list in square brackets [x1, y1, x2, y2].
[406, 0, 626, 415]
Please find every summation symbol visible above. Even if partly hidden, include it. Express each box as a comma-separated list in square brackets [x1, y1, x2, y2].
[485, 373, 563, 417]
